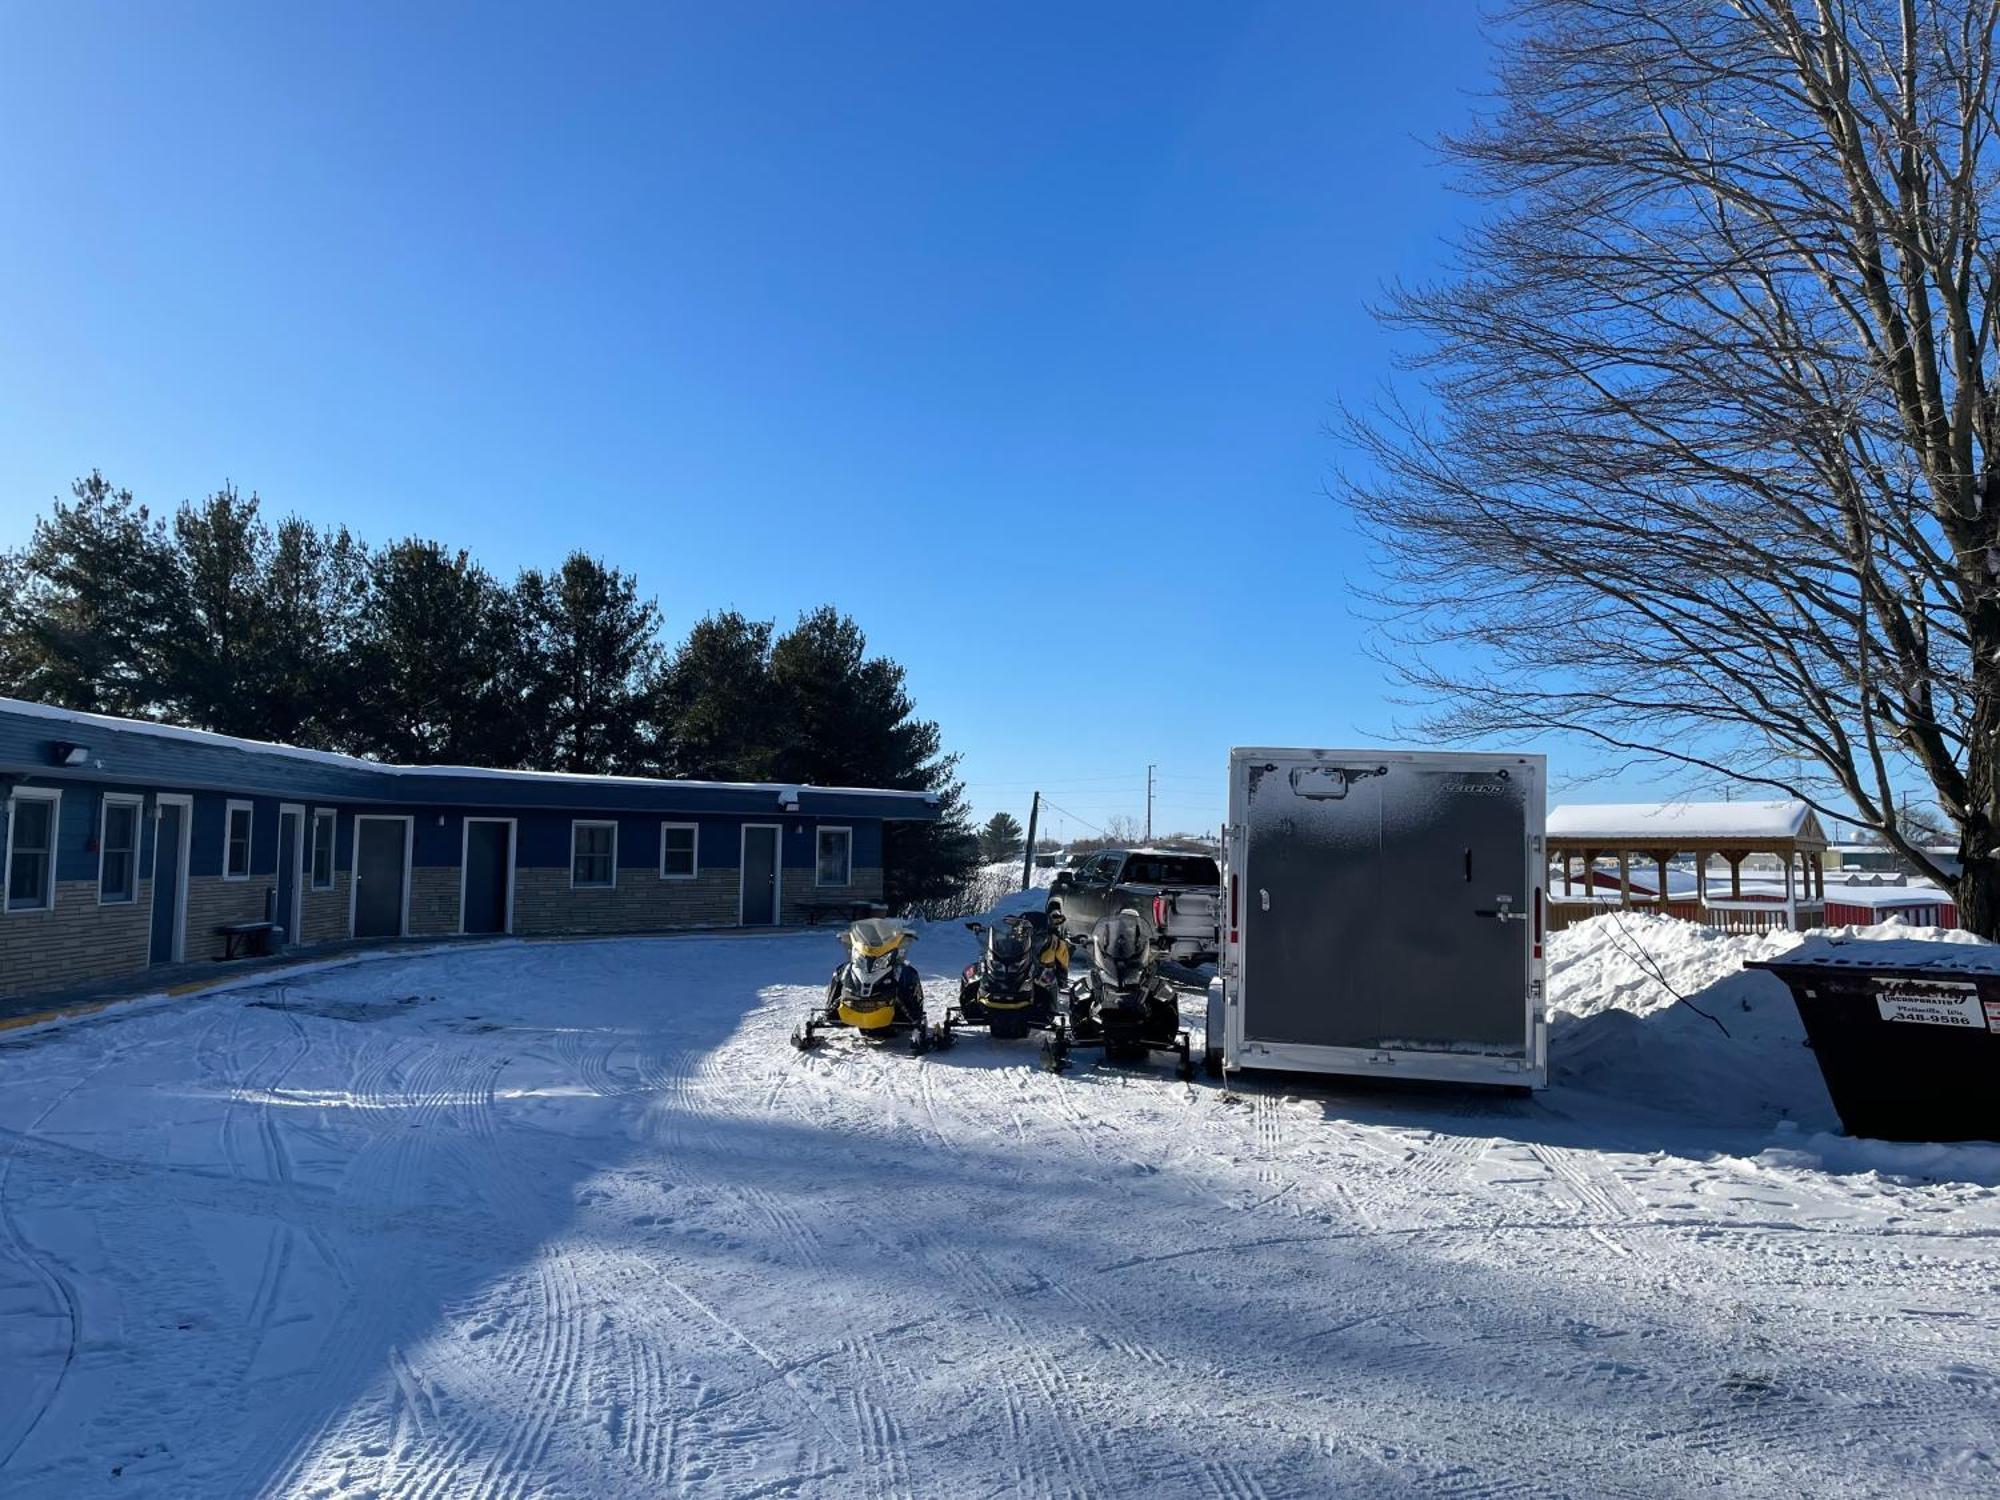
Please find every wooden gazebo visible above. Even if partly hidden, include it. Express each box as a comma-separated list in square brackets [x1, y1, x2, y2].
[1546, 800, 1830, 934]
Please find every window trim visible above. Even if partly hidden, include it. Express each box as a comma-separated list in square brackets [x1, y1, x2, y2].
[97, 793, 144, 906]
[570, 819, 619, 890]
[815, 825, 853, 888]
[309, 808, 337, 891]
[4, 787, 61, 915]
[222, 799, 255, 882]
[659, 821, 699, 881]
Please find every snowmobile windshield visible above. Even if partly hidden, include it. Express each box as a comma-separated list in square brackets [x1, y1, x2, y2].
[846, 919, 912, 982]
[1091, 910, 1153, 988]
[986, 927, 1032, 974]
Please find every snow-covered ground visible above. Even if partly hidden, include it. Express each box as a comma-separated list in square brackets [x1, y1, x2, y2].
[1, 907, 1996, 1498]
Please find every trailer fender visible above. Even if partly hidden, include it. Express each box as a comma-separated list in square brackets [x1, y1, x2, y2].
[1205, 979, 1227, 1073]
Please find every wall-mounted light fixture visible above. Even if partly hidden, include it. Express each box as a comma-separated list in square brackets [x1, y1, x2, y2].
[51, 741, 89, 768]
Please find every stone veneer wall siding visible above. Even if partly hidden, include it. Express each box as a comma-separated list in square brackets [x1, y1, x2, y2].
[0, 879, 153, 996]
[299, 875, 351, 946]
[410, 867, 461, 937]
[511, 866, 742, 936]
[183, 876, 273, 963]
[780, 865, 885, 924]
[508, 864, 884, 936]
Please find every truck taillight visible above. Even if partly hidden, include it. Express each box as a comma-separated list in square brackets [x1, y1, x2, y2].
[1533, 886, 1543, 959]
[1153, 894, 1168, 930]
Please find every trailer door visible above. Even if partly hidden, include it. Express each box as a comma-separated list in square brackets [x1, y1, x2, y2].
[1241, 756, 1532, 1055]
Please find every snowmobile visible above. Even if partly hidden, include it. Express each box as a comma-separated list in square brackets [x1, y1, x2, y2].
[791, 918, 931, 1054]
[1043, 908, 1193, 1080]
[934, 908, 1070, 1048]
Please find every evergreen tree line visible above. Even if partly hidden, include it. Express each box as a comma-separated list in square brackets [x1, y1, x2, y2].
[0, 473, 976, 908]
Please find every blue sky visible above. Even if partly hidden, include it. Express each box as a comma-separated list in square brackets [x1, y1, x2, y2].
[2, 3, 1518, 838]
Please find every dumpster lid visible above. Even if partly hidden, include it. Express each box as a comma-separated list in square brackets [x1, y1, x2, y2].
[1748, 934, 2000, 978]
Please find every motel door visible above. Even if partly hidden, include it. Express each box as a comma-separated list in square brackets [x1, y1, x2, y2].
[354, 818, 408, 939]
[742, 825, 779, 926]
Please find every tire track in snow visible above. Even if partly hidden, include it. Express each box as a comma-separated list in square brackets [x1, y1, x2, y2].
[0, 1045, 115, 1476]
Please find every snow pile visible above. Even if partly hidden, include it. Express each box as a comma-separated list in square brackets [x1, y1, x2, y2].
[1546, 912, 1992, 1133]
[1756, 1123, 2000, 1188]
[912, 858, 1056, 919]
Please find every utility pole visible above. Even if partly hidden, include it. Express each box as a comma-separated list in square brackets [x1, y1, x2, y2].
[1021, 791, 1040, 893]
[1146, 764, 1156, 842]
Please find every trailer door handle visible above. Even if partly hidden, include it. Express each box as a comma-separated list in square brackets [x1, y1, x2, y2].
[1463, 847, 1472, 882]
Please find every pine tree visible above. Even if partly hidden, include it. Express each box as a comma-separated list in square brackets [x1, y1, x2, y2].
[656, 611, 781, 781]
[514, 553, 667, 774]
[0, 473, 181, 716]
[171, 484, 273, 737]
[768, 607, 976, 910]
[257, 517, 370, 748]
[978, 812, 1024, 863]
[347, 539, 527, 765]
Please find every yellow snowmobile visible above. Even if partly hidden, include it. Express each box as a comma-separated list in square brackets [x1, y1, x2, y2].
[792, 918, 931, 1053]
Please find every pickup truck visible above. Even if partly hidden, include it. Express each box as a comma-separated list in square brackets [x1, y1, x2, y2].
[1047, 847, 1222, 966]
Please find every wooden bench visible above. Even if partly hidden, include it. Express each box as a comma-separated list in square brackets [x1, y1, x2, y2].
[216, 920, 283, 961]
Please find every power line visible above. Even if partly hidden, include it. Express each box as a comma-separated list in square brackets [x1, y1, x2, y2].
[1035, 796, 1108, 835]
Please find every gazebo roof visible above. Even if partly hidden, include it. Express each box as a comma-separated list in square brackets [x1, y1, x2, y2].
[1548, 799, 1826, 850]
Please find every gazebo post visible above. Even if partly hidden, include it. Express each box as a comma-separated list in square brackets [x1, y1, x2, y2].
[1655, 852, 1671, 908]
[1618, 851, 1631, 907]
[1784, 850, 1796, 927]
[1695, 853, 1707, 906]
[1728, 852, 1743, 899]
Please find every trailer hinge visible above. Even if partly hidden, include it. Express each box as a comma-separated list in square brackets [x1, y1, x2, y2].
[1531, 834, 1543, 854]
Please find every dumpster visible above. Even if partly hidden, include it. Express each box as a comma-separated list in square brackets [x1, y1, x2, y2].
[1748, 936, 2000, 1142]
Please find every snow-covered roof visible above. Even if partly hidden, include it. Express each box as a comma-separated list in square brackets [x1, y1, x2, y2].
[1548, 799, 1824, 846]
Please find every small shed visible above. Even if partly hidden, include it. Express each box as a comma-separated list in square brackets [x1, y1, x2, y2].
[1546, 800, 1830, 934]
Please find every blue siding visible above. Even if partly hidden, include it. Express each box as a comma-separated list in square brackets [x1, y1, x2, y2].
[0, 702, 913, 937]
[0, 699, 939, 825]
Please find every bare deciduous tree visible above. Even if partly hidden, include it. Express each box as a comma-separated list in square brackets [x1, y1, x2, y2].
[1344, 0, 2000, 935]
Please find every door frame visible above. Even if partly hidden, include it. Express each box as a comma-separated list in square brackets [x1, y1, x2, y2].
[457, 816, 517, 935]
[150, 792, 193, 964]
[739, 822, 783, 926]
[277, 802, 306, 949]
[349, 814, 414, 939]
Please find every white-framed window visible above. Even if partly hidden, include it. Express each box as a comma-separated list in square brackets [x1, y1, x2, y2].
[98, 794, 143, 904]
[571, 820, 617, 888]
[4, 789, 61, 913]
[310, 809, 336, 890]
[660, 822, 698, 880]
[223, 800, 254, 880]
[816, 826, 852, 888]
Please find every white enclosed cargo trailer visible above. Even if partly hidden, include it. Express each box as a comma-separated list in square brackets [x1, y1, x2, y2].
[1209, 747, 1548, 1090]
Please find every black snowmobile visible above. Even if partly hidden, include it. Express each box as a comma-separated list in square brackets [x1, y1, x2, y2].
[934, 908, 1070, 1048]
[791, 918, 931, 1054]
[1043, 908, 1193, 1079]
